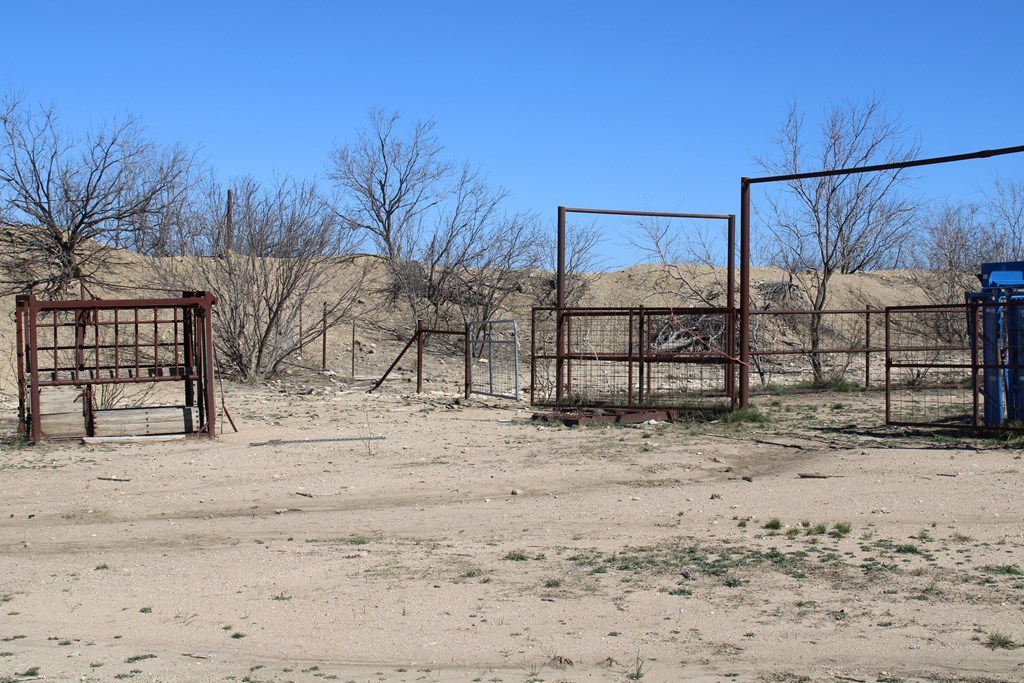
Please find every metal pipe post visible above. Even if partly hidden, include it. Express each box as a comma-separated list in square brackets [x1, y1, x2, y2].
[739, 180, 751, 409]
[464, 323, 471, 400]
[556, 206, 566, 404]
[416, 319, 424, 394]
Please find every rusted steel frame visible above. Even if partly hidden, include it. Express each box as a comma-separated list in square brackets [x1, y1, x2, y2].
[566, 314, 573, 397]
[29, 295, 212, 311]
[727, 216, 736, 406]
[28, 297, 41, 443]
[749, 308, 885, 316]
[321, 301, 328, 370]
[868, 345, 966, 354]
[530, 308, 538, 405]
[561, 207, 733, 220]
[749, 145, 1024, 185]
[416, 320, 425, 393]
[183, 300, 195, 410]
[740, 179, 751, 409]
[51, 309, 58, 381]
[36, 374, 197, 387]
[878, 303, 974, 313]
[464, 323, 471, 400]
[741, 147, 1024, 411]
[152, 306, 159, 370]
[888, 360, 974, 370]
[536, 305, 730, 316]
[865, 306, 872, 387]
[637, 305, 645, 406]
[15, 297, 26, 438]
[628, 309, 634, 406]
[553, 353, 730, 364]
[885, 308, 892, 424]
[749, 346, 889, 357]
[201, 291, 217, 437]
[556, 206, 566, 405]
[890, 362, 1011, 370]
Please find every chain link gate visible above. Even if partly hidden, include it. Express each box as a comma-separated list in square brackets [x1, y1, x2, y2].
[467, 320, 520, 400]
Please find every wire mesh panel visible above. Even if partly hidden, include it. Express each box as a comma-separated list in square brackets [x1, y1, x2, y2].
[885, 305, 976, 426]
[467, 320, 520, 400]
[749, 309, 883, 390]
[531, 306, 736, 411]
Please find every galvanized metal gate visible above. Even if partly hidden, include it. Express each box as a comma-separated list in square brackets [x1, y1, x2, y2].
[467, 320, 520, 400]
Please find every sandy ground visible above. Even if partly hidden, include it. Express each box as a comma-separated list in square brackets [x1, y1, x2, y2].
[1, 376, 1023, 683]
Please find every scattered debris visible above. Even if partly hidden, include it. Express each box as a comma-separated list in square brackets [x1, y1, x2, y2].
[182, 652, 216, 659]
[97, 476, 132, 482]
[741, 475, 754, 483]
[798, 472, 837, 479]
[294, 492, 314, 498]
[710, 493, 722, 500]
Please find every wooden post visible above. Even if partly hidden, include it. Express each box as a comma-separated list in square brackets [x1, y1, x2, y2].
[351, 320, 356, 383]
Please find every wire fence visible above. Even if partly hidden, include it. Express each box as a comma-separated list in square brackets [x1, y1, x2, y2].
[531, 306, 736, 410]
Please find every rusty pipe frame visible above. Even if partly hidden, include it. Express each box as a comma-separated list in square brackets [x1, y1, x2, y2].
[740, 144, 1024, 411]
[19, 292, 217, 443]
[554, 206, 737, 408]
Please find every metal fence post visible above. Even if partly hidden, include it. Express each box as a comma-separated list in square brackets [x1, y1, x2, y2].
[416, 319, 424, 394]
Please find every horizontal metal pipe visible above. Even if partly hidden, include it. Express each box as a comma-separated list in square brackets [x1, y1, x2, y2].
[561, 207, 733, 220]
[748, 145, 1024, 184]
[29, 297, 211, 311]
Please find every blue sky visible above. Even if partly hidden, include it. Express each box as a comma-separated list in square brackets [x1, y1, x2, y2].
[3, 1, 1023, 267]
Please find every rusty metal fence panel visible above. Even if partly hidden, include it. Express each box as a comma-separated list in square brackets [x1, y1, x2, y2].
[16, 292, 218, 442]
[748, 308, 884, 390]
[884, 304, 978, 427]
[531, 306, 736, 411]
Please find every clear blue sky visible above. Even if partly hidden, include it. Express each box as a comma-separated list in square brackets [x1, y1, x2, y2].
[4, 1, 1023, 268]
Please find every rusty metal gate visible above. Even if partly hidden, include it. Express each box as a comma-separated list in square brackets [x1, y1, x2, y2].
[16, 292, 218, 442]
[882, 302, 1024, 428]
[531, 306, 737, 411]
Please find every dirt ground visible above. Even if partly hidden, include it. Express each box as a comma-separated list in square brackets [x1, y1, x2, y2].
[1, 375, 1023, 683]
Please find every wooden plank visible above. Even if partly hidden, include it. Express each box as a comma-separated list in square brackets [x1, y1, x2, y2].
[40, 413, 87, 437]
[93, 406, 197, 437]
[83, 434, 187, 444]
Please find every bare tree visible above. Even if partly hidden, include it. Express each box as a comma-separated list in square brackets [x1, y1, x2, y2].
[985, 176, 1024, 258]
[155, 176, 366, 380]
[329, 110, 542, 329]
[538, 219, 603, 307]
[0, 94, 194, 297]
[632, 215, 727, 306]
[756, 97, 920, 382]
[912, 202, 994, 305]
